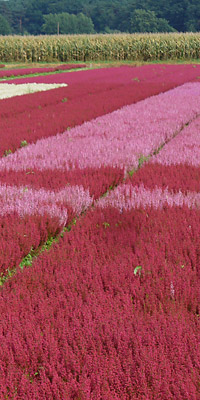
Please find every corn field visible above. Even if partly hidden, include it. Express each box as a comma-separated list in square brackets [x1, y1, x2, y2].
[0, 33, 200, 62]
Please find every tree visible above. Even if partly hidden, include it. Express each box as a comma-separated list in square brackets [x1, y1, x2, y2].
[130, 9, 175, 32]
[42, 12, 95, 34]
[184, 0, 200, 31]
[0, 14, 11, 34]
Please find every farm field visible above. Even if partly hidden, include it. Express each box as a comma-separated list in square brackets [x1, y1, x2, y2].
[0, 63, 199, 399]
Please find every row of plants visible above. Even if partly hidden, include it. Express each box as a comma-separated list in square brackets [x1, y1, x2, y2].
[0, 33, 200, 62]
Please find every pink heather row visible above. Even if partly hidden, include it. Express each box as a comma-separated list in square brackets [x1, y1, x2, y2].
[0, 184, 92, 225]
[152, 115, 200, 166]
[1, 82, 200, 173]
[0, 64, 86, 78]
[97, 184, 200, 211]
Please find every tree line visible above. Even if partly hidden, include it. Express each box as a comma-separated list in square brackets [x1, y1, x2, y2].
[0, 0, 199, 35]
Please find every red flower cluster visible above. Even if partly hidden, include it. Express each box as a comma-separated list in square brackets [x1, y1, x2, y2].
[0, 64, 86, 78]
[0, 206, 199, 399]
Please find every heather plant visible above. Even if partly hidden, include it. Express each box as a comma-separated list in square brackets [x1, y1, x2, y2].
[0, 206, 199, 398]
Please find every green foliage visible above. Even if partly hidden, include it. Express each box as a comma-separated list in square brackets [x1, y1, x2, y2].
[130, 9, 175, 33]
[42, 12, 95, 34]
[0, 0, 198, 35]
[134, 265, 142, 275]
[0, 14, 12, 35]
[20, 140, 28, 147]
[3, 149, 12, 157]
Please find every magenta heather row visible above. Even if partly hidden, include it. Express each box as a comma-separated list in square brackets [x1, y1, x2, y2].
[0, 206, 199, 398]
[97, 183, 200, 211]
[152, 116, 200, 166]
[1, 82, 200, 173]
[0, 64, 86, 78]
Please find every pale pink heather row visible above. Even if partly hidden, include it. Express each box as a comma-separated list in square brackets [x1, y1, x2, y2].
[0, 184, 92, 224]
[152, 116, 200, 166]
[97, 184, 200, 212]
[1, 83, 200, 172]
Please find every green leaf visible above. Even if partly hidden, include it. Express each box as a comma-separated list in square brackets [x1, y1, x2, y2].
[134, 265, 142, 275]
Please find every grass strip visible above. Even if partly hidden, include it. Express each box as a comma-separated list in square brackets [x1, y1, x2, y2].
[0, 67, 92, 82]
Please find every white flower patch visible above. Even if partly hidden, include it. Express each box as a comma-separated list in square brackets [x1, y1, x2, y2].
[0, 83, 67, 99]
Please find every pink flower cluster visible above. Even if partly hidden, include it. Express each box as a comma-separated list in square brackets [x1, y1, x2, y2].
[152, 115, 200, 166]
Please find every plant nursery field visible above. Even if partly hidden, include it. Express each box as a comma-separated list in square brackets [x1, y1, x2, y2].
[0, 63, 199, 399]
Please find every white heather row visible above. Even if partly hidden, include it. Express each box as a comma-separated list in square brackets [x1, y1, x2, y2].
[0, 83, 67, 99]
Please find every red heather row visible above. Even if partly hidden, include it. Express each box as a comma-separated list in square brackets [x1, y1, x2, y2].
[0, 206, 199, 399]
[0, 166, 124, 200]
[0, 213, 62, 275]
[0, 64, 86, 78]
[128, 163, 200, 194]
[1, 65, 200, 156]
[0, 64, 5, 68]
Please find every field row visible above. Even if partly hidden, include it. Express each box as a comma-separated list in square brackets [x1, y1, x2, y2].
[0, 33, 200, 62]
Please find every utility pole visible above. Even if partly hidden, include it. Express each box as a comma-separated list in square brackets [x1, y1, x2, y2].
[57, 21, 59, 35]
[19, 17, 22, 34]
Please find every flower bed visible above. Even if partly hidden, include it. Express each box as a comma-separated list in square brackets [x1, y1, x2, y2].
[0, 82, 200, 276]
[0, 66, 199, 399]
[1, 65, 200, 156]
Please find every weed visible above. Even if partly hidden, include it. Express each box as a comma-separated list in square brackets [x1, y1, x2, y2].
[20, 140, 28, 147]
[3, 149, 12, 157]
